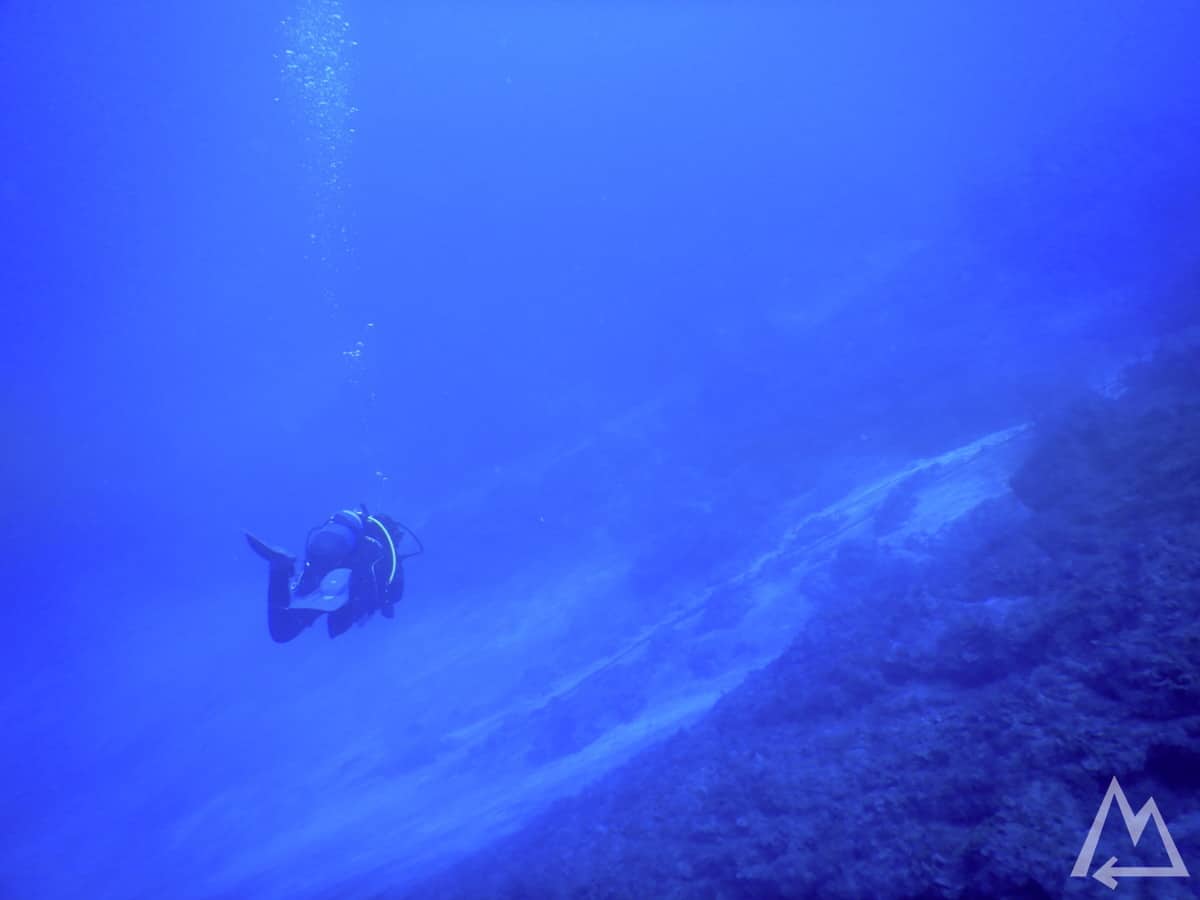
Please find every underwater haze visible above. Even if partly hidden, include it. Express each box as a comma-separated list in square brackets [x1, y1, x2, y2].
[2, 2, 1199, 897]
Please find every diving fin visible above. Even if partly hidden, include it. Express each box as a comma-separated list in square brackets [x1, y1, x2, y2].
[245, 532, 296, 571]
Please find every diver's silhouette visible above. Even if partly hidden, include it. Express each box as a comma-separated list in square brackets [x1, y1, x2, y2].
[246, 507, 422, 642]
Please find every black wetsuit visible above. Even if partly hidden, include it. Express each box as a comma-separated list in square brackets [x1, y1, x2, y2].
[264, 514, 407, 642]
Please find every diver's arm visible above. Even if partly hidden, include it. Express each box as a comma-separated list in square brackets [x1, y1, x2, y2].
[351, 565, 378, 613]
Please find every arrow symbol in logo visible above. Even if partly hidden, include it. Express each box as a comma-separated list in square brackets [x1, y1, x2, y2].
[1091, 856, 1189, 890]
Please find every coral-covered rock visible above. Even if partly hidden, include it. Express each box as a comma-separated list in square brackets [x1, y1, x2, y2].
[397, 350, 1200, 899]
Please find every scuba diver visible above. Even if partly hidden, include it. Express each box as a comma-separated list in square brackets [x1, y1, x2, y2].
[245, 506, 423, 642]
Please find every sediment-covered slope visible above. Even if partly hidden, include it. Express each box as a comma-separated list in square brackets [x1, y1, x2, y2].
[269, 405, 1032, 899]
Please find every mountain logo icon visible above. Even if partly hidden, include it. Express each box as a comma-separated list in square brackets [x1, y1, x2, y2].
[1071, 776, 1190, 890]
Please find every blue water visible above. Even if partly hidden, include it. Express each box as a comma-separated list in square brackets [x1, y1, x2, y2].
[2, 3, 1198, 897]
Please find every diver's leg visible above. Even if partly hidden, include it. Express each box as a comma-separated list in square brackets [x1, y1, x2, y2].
[267, 558, 293, 610]
[325, 602, 358, 639]
[269, 606, 322, 643]
[264, 556, 320, 642]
